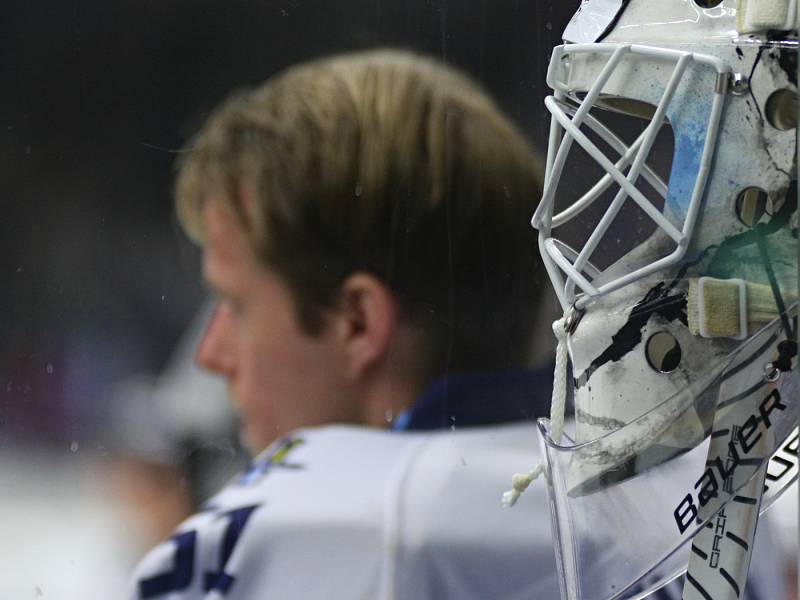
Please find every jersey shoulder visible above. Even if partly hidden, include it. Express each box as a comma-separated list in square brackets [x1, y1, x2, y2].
[128, 426, 426, 599]
[129, 423, 558, 599]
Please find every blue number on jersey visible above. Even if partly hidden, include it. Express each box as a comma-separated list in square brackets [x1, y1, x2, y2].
[203, 505, 259, 594]
[139, 531, 196, 598]
[138, 505, 261, 598]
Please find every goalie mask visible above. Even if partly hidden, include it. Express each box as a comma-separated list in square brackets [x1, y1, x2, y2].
[523, 1, 799, 598]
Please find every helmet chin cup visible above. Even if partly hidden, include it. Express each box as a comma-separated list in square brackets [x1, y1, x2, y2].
[538, 314, 798, 599]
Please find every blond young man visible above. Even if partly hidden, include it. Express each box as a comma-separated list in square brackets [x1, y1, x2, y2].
[129, 49, 557, 599]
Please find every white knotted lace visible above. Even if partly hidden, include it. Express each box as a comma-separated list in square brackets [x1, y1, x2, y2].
[502, 316, 569, 507]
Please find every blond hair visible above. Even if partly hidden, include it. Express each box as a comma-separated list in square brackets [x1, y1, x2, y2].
[176, 49, 543, 375]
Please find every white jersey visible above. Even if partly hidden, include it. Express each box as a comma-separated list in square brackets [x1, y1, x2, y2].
[128, 422, 557, 599]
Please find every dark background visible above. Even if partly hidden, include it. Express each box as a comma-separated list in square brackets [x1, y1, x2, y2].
[0, 0, 576, 448]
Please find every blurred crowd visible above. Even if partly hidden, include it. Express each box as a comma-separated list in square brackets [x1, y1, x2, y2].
[0, 0, 561, 451]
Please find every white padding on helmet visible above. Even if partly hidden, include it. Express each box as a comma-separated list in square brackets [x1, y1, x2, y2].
[737, 0, 798, 33]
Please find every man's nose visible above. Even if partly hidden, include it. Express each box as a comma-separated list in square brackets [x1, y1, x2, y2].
[195, 302, 235, 377]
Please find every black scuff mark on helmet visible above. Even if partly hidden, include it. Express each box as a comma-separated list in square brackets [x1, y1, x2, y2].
[574, 284, 687, 389]
[595, 0, 632, 43]
[747, 46, 767, 123]
[777, 47, 797, 86]
[765, 29, 800, 85]
[573, 249, 711, 390]
[772, 158, 793, 181]
[748, 47, 793, 179]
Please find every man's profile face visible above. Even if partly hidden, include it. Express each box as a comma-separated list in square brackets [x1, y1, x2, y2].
[195, 200, 355, 454]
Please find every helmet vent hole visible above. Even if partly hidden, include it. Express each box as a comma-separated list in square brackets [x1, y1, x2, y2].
[735, 187, 769, 227]
[693, 0, 723, 7]
[765, 89, 798, 131]
[645, 332, 681, 374]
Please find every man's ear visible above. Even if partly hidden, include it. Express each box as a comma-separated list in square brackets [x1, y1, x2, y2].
[334, 272, 399, 381]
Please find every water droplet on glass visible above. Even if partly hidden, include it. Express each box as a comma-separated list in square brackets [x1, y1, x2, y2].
[69, 441, 79, 452]
[355, 183, 363, 197]
[384, 408, 393, 423]
[46, 363, 54, 375]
